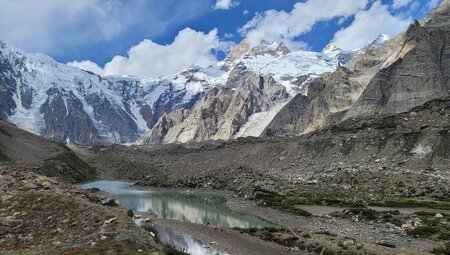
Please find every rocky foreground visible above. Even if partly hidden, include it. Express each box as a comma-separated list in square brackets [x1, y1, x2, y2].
[0, 166, 166, 255]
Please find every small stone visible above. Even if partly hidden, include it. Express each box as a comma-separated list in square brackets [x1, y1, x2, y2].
[100, 235, 107, 241]
[101, 198, 118, 206]
[434, 213, 443, 218]
[91, 242, 96, 247]
[127, 209, 134, 218]
[402, 223, 415, 231]
[138, 249, 143, 253]
[115, 233, 133, 243]
[149, 232, 156, 238]
[104, 218, 117, 225]
[342, 240, 355, 248]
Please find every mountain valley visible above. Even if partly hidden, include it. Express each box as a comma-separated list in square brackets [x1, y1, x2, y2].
[1, 1, 450, 255]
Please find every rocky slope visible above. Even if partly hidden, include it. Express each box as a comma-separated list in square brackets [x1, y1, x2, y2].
[263, 1, 450, 137]
[0, 120, 95, 183]
[0, 166, 163, 254]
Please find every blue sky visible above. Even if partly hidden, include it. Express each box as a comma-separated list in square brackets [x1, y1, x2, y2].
[0, 0, 442, 78]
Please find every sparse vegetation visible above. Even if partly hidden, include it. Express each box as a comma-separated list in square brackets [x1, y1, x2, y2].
[369, 198, 450, 210]
[235, 227, 300, 247]
[0, 148, 10, 162]
[253, 188, 312, 217]
[163, 244, 190, 255]
[407, 212, 450, 240]
[40, 147, 97, 183]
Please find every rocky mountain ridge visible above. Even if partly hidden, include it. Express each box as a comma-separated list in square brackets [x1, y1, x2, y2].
[0, 38, 348, 144]
[263, 1, 450, 137]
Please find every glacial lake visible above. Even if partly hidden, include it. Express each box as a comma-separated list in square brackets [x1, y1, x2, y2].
[81, 180, 273, 229]
[81, 180, 274, 255]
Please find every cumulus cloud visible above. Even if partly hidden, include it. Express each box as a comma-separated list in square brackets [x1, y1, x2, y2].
[238, 0, 368, 50]
[0, 0, 210, 55]
[214, 0, 239, 10]
[332, 1, 412, 50]
[392, 0, 414, 9]
[69, 28, 231, 78]
[67, 60, 104, 75]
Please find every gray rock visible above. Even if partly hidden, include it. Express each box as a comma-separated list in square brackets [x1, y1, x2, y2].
[115, 233, 134, 243]
[342, 239, 355, 248]
[127, 209, 134, 218]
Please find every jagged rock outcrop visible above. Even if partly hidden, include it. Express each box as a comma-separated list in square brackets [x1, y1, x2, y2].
[346, 16, 450, 117]
[263, 0, 450, 137]
[264, 66, 363, 136]
[139, 72, 289, 144]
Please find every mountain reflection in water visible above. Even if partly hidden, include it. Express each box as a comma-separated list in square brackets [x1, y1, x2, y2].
[81, 180, 273, 228]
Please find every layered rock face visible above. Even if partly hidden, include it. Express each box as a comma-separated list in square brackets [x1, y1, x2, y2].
[139, 72, 289, 144]
[346, 18, 450, 118]
[264, 0, 450, 137]
[264, 66, 364, 136]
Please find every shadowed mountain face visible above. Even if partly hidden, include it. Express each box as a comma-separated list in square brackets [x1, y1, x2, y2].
[0, 42, 204, 144]
[0, 120, 95, 183]
[263, 0, 450, 138]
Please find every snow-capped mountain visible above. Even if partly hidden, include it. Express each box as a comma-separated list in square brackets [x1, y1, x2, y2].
[0, 38, 352, 144]
[139, 41, 351, 144]
[0, 41, 201, 143]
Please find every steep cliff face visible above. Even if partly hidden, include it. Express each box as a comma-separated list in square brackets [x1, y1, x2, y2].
[264, 0, 450, 137]
[346, 16, 450, 118]
[264, 66, 364, 136]
[139, 72, 289, 144]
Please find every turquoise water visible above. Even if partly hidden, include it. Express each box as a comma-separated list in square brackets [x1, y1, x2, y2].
[81, 180, 274, 229]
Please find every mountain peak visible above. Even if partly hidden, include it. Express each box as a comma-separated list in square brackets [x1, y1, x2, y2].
[367, 34, 391, 49]
[322, 43, 340, 54]
[225, 40, 251, 62]
[248, 40, 290, 57]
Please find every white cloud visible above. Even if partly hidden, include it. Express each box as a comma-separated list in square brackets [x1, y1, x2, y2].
[243, 10, 250, 15]
[69, 28, 231, 78]
[332, 1, 412, 50]
[0, 0, 210, 55]
[238, 0, 368, 50]
[214, 0, 239, 10]
[392, 0, 414, 9]
[67, 60, 104, 75]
